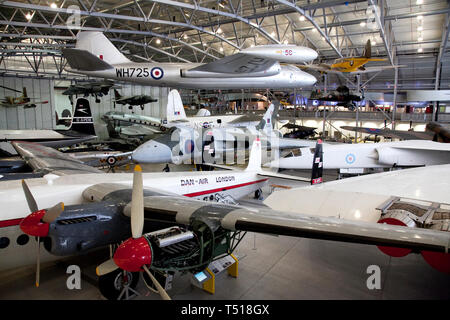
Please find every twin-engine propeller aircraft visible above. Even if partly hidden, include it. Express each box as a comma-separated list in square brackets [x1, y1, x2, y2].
[0, 86, 49, 108]
[62, 32, 318, 89]
[4, 139, 449, 299]
[299, 40, 403, 74]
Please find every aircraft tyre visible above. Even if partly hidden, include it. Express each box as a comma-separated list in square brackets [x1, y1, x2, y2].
[98, 268, 140, 300]
[254, 188, 263, 200]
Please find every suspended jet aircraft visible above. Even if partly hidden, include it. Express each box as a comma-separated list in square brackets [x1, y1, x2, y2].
[282, 123, 317, 139]
[62, 80, 116, 103]
[268, 139, 450, 170]
[0, 86, 48, 108]
[299, 40, 403, 74]
[113, 89, 158, 110]
[309, 85, 363, 111]
[2, 139, 448, 300]
[0, 97, 96, 148]
[62, 32, 318, 89]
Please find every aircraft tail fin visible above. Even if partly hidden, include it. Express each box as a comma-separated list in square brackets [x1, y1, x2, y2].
[75, 32, 130, 65]
[245, 137, 262, 172]
[166, 89, 187, 122]
[22, 87, 28, 98]
[62, 48, 113, 71]
[256, 102, 279, 134]
[311, 139, 323, 185]
[362, 39, 371, 59]
[114, 89, 122, 100]
[70, 98, 96, 136]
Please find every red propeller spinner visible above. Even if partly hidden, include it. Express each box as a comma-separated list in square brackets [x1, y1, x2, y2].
[20, 210, 50, 237]
[113, 236, 152, 272]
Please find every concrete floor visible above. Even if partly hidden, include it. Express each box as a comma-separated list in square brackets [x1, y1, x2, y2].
[0, 230, 448, 300]
[0, 167, 448, 300]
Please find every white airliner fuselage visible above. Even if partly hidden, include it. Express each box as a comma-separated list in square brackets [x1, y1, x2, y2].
[0, 171, 267, 271]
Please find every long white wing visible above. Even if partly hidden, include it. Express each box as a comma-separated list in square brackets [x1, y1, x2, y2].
[264, 164, 450, 223]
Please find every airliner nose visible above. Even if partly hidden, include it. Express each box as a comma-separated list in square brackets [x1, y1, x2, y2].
[132, 140, 172, 163]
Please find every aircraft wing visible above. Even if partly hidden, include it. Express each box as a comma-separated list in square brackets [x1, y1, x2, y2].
[130, 195, 449, 254]
[187, 53, 278, 75]
[348, 65, 407, 74]
[297, 64, 332, 73]
[12, 141, 103, 176]
[341, 126, 435, 141]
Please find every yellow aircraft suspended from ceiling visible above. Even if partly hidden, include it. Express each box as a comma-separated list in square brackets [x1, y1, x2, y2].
[298, 40, 405, 74]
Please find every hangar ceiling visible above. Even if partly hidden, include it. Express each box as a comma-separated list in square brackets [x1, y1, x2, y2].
[0, 0, 449, 91]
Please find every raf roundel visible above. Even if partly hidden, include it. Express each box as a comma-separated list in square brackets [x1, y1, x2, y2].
[345, 153, 356, 165]
[150, 67, 164, 80]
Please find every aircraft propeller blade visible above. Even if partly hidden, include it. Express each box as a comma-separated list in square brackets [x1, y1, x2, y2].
[42, 202, 64, 223]
[0, 85, 21, 93]
[143, 265, 171, 300]
[21, 180, 38, 213]
[96, 259, 119, 276]
[36, 236, 40, 287]
[131, 165, 144, 239]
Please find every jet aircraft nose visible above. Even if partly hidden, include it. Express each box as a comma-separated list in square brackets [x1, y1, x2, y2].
[132, 140, 173, 163]
[297, 70, 317, 87]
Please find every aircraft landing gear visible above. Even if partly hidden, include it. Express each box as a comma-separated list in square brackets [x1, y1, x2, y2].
[254, 188, 263, 200]
[98, 268, 140, 300]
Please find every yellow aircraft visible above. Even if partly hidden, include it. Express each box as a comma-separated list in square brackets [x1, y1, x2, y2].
[0, 86, 48, 108]
[299, 40, 403, 74]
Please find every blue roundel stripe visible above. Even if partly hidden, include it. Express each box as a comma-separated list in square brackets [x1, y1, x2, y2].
[151, 67, 164, 80]
[184, 139, 195, 154]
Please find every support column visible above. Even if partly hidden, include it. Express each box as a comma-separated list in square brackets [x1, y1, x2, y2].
[392, 66, 398, 130]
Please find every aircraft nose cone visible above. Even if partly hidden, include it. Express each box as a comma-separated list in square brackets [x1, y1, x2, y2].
[132, 140, 172, 163]
[297, 71, 317, 87]
[306, 73, 317, 86]
[303, 47, 318, 62]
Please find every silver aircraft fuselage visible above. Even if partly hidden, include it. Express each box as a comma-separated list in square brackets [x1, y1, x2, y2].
[67, 63, 317, 89]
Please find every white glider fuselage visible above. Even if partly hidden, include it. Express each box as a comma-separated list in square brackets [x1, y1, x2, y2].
[68, 63, 316, 89]
[271, 140, 450, 169]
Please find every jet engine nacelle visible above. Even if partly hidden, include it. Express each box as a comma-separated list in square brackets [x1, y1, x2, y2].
[241, 45, 318, 63]
[376, 147, 399, 166]
[180, 63, 281, 78]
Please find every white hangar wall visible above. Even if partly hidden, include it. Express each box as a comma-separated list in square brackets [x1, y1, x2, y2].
[0, 76, 170, 139]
